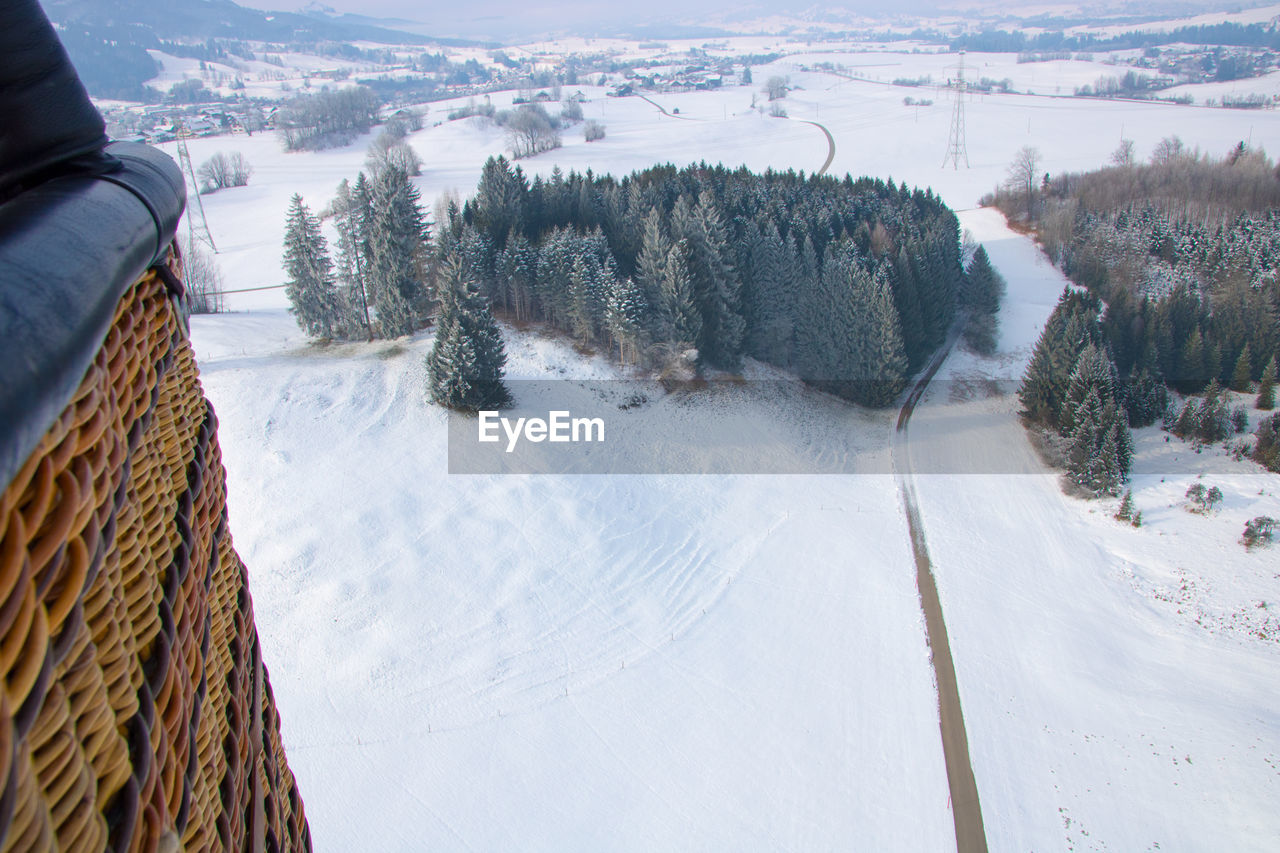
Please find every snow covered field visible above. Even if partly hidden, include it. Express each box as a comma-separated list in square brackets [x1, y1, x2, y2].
[178, 44, 1280, 851]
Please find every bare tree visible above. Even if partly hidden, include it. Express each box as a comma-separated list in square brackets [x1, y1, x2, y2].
[560, 100, 583, 123]
[1006, 145, 1041, 218]
[583, 119, 606, 142]
[196, 151, 252, 193]
[764, 75, 789, 101]
[1110, 138, 1135, 167]
[179, 236, 225, 315]
[1151, 135, 1185, 165]
[505, 105, 561, 159]
[366, 130, 422, 178]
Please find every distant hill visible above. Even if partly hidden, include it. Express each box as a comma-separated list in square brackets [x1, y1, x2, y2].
[43, 0, 448, 45]
[41, 0, 486, 100]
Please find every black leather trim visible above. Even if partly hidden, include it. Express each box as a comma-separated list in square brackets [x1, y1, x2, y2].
[0, 0, 110, 204]
[0, 143, 185, 494]
[0, 0, 187, 495]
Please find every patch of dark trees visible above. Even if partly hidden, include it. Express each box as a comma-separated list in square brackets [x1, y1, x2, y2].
[453, 158, 968, 407]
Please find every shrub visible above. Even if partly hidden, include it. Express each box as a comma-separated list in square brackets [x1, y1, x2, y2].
[560, 100, 583, 123]
[196, 152, 252, 193]
[1242, 516, 1276, 549]
[1185, 482, 1223, 514]
[1254, 413, 1280, 472]
[1232, 405, 1249, 434]
[583, 119, 606, 142]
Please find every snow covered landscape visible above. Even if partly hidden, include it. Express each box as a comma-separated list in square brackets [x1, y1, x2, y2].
[85, 5, 1280, 850]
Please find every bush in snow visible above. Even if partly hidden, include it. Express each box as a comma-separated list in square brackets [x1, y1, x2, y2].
[196, 151, 252, 193]
[1185, 483, 1223, 514]
[1254, 413, 1280, 472]
[1242, 516, 1276, 549]
[583, 120, 606, 142]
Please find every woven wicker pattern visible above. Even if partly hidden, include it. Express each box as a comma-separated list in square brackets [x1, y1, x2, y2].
[0, 256, 310, 851]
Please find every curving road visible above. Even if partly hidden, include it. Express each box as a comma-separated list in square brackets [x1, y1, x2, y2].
[633, 94, 835, 176]
[636, 94, 698, 121]
[893, 328, 989, 853]
[793, 119, 835, 176]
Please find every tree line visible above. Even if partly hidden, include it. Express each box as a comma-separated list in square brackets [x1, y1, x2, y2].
[284, 157, 975, 411]
[1015, 141, 1280, 489]
[453, 157, 969, 406]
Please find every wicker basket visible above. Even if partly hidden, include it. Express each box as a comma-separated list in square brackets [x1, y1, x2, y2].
[0, 251, 310, 851]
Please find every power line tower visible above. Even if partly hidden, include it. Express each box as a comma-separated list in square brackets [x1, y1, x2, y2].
[175, 119, 218, 252]
[942, 50, 970, 170]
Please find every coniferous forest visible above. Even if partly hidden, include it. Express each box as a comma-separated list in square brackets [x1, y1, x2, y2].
[1006, 141, 1280, 484]
[283, 156, 971, 410]
[450, 158, 967, 407]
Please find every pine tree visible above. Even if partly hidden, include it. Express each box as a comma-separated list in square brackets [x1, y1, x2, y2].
[331, 178, 373, 340]
[961, 245, 1005, 356]
[659, 241, 701, 347]
[1019, 289, 1100, 430]
[635, 208, 670, 328]
[863, 265, 909, 406]
[1060, 343, 1117, 434]
[496, 231, 536, 320]
[282, 194, 344, 338]
[892, 245, 926, 368]
[426, 257, 510, 410]
[1257, 355, 1277, 410]
[796, 241, 862, 399]
[685, 192, 745, 369]
[1230, 343, 1254, 392]
[366, 166, 428, 338]
[1177, 327, 1208, 393]
[1063, 368, 1131, 496]
[744, 221, 796, 367]
[1115, 489, 1134, 522]
[472, 155, 526, 248]
[606, 276, 646, 364]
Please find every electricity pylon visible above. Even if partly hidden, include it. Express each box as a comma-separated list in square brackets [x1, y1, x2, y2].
[175, 119, 217, 252]
[942, 50, 970, 170]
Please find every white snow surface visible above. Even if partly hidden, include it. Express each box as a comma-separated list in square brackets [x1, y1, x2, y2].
[181, 51, 1280, 851]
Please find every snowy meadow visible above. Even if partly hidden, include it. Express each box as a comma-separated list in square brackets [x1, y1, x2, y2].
[169, 43, 1280, 851]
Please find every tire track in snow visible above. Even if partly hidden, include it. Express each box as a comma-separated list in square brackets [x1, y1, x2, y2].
[894, 328, 990, 853]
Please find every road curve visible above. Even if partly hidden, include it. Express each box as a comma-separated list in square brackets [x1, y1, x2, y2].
[636, 94, 698, 121]
[793, 119, 835, 176]
[894, 330, 989, 853]
[633, 95, 835, 177]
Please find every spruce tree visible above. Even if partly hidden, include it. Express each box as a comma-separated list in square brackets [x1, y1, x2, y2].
[685, 192, 745, 369]
[635, 208, 670, 327]
[1257, 356, 1277, 410]
[659, 242, 701, 347]
[1115, 490, 1134, 522]
[331, 178, 373, 340]
[744, 221, 796, 367]
[863, 265, 908, 406]
[961, 245, 1005, 356]
[796, 241, 862, 399]
[1060, 343, 1117, 434]
[496, 231, 536, 320]
[426, 257, 510, 410]
[472, 156, 526, 248]
[1230, 343, 1254, 392]
[282, 194, 344, 338]
[892, 245, 926, 368]
[366, 166, 428, 338]
[606, 277, 646, 364]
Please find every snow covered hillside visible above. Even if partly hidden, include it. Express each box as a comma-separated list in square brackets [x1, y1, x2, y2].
[181, 45, 1280, 851]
